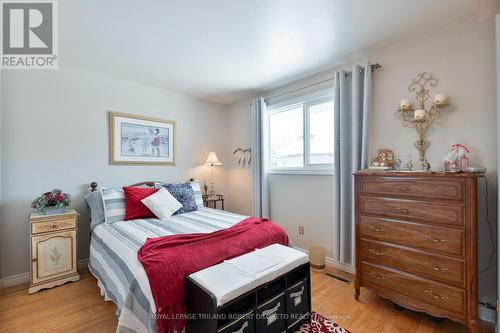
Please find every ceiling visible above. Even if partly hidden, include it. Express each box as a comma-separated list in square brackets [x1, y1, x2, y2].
[60, 0, 475, 104]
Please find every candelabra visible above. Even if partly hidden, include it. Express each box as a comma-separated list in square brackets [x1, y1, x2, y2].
[396, 72, 453, 161]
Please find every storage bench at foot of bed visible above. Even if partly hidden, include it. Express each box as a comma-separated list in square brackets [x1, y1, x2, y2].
[185, 244, 311, 333]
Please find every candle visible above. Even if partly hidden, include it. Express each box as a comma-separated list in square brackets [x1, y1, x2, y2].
[400, 99, 411, 109]
[414, 109, 426, 119]
[434, 93, 447, 104]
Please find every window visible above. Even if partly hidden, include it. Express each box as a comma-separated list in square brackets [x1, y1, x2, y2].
[267, 95, 334, 174]
[269, 106, 303, 168]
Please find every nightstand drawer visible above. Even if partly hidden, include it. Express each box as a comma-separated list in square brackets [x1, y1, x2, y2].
[32, 217, 76, 234]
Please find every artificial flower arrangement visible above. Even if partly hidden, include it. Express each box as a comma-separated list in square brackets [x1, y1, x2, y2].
[31, 189, 71, 215]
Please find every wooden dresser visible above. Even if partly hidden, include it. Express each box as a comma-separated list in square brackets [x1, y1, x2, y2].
[29, 209, 80, 294]
[353, 170, 482, 332]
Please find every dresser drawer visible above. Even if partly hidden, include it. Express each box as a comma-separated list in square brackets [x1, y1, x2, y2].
[359, 216, 464, 257]
[360, 240, 465, 287]
[360, 196, 464, 226]
[360, 177, 464, 201]
[361, 263, 465, 316]
[32, 217, 77, 234]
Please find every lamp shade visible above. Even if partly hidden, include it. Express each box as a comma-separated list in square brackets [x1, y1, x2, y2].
[204, 151, 222, 166]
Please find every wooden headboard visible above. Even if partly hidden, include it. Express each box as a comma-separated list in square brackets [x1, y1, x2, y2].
[90, 178, 196, 192]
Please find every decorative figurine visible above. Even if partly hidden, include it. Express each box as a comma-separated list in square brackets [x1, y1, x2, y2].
[404, 154, 414, 171]
[394, 155, 402, 171]
[421, 159, 430, 171]
[371, 149, 395, 168]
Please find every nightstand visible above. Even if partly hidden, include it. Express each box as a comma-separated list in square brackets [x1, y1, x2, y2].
[202, 194, 224, 210]
[28, 209, 80, 294]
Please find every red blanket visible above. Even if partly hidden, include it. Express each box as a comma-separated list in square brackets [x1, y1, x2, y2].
[137, 217, 289, 333]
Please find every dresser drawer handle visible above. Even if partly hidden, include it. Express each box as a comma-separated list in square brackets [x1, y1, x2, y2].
[425, 263, 449, 272]
[424, 289, 448, 300]
[394, 185, 414, 191]
[368, 272, 386, 281]
[369, 249, 387, 257]
[368, 225, 384, 233]
[50, 223, 58, 229]
[424, 235, 448, 243]
[395, 207, 413, 214]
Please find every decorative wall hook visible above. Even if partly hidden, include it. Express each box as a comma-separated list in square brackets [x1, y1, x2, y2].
[233, 148, 251, 167]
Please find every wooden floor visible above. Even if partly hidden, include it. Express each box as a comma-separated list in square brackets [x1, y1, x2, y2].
[0, 269, 493, 333]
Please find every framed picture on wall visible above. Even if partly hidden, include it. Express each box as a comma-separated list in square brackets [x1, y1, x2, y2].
[109, 112, 175, 165]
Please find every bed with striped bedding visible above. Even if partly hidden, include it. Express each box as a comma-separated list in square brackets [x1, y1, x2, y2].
[88, 207, 249, 333]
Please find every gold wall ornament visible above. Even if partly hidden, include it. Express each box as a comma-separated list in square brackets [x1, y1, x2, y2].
[396, 72, 453, 161]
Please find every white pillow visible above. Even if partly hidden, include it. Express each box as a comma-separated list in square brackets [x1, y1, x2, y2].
[141, 188, 183, 220]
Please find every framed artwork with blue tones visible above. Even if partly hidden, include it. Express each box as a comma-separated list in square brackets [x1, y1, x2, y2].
[109, 112, 175, 165]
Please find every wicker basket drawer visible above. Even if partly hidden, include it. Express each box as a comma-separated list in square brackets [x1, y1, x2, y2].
[359, 216, 464, 257]
[360, 196, 464, 226]
[360, 240, 465, 287]
[361, 263, 466, 316]
[360, 177, 464, 201]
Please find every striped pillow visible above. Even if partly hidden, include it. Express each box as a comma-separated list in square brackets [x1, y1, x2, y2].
[101, 188, 126, 223]
[190, 180, 204, 208]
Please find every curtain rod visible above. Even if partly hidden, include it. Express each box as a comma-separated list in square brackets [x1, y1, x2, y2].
[266, 63, 381, 102]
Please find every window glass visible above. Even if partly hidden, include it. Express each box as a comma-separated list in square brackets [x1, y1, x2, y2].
[309, 101, 334, 164]
[269, 106, 304, 168]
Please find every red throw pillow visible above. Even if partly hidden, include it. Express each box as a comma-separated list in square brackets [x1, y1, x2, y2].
[123, 187, 158, 220]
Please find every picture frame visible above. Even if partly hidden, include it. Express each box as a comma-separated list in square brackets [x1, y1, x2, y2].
[109, 111, 175, 165]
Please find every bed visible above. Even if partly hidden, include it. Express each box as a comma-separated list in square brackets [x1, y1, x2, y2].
[87, 181, 250, 333]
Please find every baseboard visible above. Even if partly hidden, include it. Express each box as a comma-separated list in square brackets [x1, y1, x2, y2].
[292, 246, 356, 275]
[77, 258, 89, 270]
[1, 272, 29, 288]
[478, 304, 496, 324]
[1, 258, 89, 289]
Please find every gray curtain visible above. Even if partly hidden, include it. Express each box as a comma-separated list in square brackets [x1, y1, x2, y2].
[495, 14, 500, 333]
[332, 62, 372, 265]
[250, 97, 269, 218]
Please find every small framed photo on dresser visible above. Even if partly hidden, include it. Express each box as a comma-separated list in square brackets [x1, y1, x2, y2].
[109, 111, 175, 165]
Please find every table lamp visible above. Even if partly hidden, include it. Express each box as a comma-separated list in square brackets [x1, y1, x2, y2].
[204, 151, 222, 199]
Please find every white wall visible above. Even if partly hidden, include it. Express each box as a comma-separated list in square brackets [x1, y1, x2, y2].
[226, 98, 253, 215]
[1, 68, 229, 278]
[0, 70, 3, 285]
[227, 17, 497, 305]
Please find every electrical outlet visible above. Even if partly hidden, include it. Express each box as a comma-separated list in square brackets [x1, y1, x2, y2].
[298, 226, 304, 235]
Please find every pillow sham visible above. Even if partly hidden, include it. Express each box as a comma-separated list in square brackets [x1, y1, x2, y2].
[141, 188, 183, 219]
[85, 190, 105, 229]
[189, 179, 205, 208]
[101, 188, 126, 223]
[161, 182, 198, 215]
[123, 187, 158, 220]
